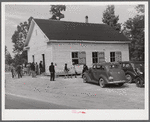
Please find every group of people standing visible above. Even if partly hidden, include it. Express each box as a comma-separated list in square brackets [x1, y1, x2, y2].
[10, 61, 89, 80]
[64, 63, 77, 79]
[10, 61, 44, 78]
[49, 62, 88, 81]
[49, 62, 77, 81]
[30, 61, 44, 77]
[11, 64, 22, 78]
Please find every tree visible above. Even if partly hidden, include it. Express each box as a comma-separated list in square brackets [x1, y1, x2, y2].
[136, 5, 144, 14]
[5, 46, 13, 65]
[11, 16, 33, 54]
[13, 51, 27, 67]
[102, 5, 121, 31]
[49, 5, 66, 20]
[123, 5, 144, 61]
[11, 16, 33, 65]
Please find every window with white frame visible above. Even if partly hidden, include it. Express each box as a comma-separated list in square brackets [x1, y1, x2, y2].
[92, 52, 98, 63]
[92, 52, 105, 63]
[110, 52, 115, 62]
[110, 51, 122, 62]
[72, 51, 86, 65]
[72, 52, 78, 64]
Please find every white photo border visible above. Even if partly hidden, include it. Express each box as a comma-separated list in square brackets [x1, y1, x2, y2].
[2, 1, 149, 120]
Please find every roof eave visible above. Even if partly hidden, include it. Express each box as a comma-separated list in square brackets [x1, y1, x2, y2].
[46, 40, 131, 44]
[24, 20, 35, 47]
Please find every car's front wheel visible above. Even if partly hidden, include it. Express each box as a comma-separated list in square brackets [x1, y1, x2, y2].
[136, 77, 144, 87]
[125, 74, 133, 83]
[83, 75, 87, 83]
[99, 78, 106, 88]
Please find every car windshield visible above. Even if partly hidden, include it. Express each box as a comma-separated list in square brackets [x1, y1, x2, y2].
[96, 65, 105, 70]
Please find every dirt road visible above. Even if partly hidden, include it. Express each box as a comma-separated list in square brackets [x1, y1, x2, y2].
[5, 93, 76, 109]
[5, 73, 144, 109]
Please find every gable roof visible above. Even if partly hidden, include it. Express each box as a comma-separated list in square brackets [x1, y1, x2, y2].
[33, 19, 129, 42]
[25, 18, 130, 47]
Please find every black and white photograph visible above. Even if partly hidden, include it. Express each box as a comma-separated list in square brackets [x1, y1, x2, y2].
[2, 1, 149, 120]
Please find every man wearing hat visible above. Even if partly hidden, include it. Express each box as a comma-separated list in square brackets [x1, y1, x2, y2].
[49, 62, 55, 81]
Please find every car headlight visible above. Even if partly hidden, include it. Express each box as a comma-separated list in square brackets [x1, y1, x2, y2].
[109, 76, 113, 81]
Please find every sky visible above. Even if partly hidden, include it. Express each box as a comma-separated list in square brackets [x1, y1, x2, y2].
[4, 3, 139, 57]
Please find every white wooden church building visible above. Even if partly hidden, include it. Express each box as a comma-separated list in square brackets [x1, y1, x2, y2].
[24, 17, 130, 75]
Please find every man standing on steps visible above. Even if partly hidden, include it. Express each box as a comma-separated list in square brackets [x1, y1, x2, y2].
[49, 62, 55, 81]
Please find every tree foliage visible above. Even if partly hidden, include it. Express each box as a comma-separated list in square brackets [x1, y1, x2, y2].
[135, 5, 144, 14]
[123, 5, 144, 61]
[102, 5, 121, 31]
[49, 5, 66, 20]
[5, 46, 13, 65]
[13, 51, 27, 67]
[11, 16, 33, 66]
[11, 16, 33, 54]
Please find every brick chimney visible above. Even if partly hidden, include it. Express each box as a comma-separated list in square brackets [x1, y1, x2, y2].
[85, 16, 88, 23]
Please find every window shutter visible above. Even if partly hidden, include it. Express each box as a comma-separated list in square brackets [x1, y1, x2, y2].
[115, 52, 122, 62]
[98, 52, 105, 63]
[78, 52, 86, 64]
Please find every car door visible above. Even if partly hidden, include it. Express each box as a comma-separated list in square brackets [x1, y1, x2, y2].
[99, 65, 107, 80]
[88, 65, 96, 82]
[92, 65, 100, 82]
[93, 65, 106, 83]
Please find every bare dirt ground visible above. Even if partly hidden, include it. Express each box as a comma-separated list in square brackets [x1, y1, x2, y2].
[5, 72, 144, 109]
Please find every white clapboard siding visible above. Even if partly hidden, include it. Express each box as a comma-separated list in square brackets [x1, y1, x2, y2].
[27, 23, 129, 75]
[51, 42, 129, 74]
[27, 22, 52, 74]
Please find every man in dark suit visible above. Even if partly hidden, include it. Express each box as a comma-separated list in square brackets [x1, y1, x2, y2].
[49, 62, 55, 81]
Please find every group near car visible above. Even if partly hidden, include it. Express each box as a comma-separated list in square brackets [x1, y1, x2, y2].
[82, 61, 144, 88]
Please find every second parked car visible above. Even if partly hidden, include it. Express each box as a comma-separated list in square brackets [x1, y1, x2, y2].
[119, 61, 144, 87]
[82, 62, 127, 88]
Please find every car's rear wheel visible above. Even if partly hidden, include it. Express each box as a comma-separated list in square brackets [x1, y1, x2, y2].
[125, 74, 133, 83]
[136, 77, 144, 87]
[99, 78, 106, 88]
[83, 75, 87, 83]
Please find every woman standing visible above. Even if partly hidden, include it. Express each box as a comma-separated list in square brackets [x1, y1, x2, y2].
[64, 63, 69, 78]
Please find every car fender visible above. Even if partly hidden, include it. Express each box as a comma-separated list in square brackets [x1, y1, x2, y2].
[99, 75, 109, 84]
[83, 72, 91, 82]
[125, 71, 136, 78]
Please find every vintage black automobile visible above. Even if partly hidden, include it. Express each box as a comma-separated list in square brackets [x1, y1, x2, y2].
[119, 61, 144, 87]
[82, 62, 127, 88]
